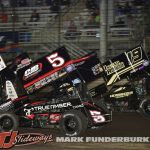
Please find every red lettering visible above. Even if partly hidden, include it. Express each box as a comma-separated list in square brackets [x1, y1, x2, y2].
[0, 131, 18, 149]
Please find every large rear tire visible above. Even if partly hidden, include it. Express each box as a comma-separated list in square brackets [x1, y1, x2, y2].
[139, 99, 150, 118]
[59, 110, 88, 136]
[0, 112, 19, 132]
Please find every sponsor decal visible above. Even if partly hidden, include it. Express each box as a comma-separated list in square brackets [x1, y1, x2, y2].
[21, 58, 31, 65]
[50, 114, 61, 123]
[24, 102, 72, 115]
[110, 91, 134, 99]
[17, 58, 32, 71]
[72, 104, 84, 109]
[23, 63, 42, 80]
[65, 64, 76, 72]
[103, 61, 125, 76]
[0, 131, 53, 149]
[6, 80, 18, 100]
[92, 63, 103, 75]
[34, 72, 59, 90]
[25, 70, 68, 94]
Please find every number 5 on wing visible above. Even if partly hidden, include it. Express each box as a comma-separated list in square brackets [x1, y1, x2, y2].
[47, 53, 65, 68]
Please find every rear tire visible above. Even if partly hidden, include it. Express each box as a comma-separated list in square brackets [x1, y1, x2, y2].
[59, 110, 88, 136]
[139, 99, 150, 118]
[0, 112, 19, 132]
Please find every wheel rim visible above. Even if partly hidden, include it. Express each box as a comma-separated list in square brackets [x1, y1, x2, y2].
[64, 117, 78, 133]
[144, 102, 150, 115]
[0, 117, 14, 131]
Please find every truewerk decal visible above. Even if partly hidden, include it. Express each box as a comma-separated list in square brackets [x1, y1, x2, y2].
[0, 131, 53, 149]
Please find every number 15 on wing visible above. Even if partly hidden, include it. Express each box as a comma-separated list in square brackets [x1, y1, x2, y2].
[126, 47, 142, 64]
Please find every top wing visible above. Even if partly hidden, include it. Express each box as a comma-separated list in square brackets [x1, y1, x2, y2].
[102, 46, 149, 86]
[17, 46, 72, 94]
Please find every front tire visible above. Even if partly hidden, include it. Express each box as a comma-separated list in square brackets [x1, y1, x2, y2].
[139, 99, 150, 118]
[59, 110, 88, 136]
[0, 112, 19, 132]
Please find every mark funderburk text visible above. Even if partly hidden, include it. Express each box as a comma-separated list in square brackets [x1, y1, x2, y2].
[56, 137, 150, 143]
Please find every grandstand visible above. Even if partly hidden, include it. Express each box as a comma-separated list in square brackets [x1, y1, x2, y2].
[0, 0, 149, 61]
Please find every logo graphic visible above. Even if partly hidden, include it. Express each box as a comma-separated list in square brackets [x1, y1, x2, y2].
[6, 80, 18, 100]
[23, 63, 42, 80]
[0, 131, 53, 149]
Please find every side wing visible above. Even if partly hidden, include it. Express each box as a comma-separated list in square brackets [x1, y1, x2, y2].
[73, 53, 104, 82]
[72, 53, 108, 97]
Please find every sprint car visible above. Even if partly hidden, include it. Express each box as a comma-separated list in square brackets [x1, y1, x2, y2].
[90, 46, 150, 117]
[0, 46, 111, 136]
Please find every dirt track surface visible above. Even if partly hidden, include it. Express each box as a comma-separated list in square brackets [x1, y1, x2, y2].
[11, 112, 150, 150]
